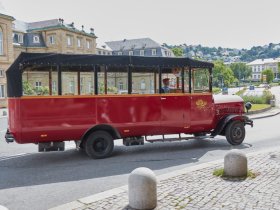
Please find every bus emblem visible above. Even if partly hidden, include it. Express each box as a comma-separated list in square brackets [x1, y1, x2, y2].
[196, 99, 207, 110]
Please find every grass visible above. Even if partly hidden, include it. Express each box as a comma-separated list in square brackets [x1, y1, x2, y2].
[213, 168, 257, 179]
[250, 104, 270, 111]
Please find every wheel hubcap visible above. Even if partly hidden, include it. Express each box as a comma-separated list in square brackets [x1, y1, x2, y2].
[232, 127, 242, 139]
[93, 138, 107, 153]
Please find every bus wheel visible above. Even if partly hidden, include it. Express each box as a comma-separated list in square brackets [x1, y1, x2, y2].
[85, 131, 114, 159]
[225, 121, 245, 145]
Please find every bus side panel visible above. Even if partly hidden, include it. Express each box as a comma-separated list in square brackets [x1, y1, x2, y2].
[190, 94, 215, 132]
[8, 98, 22, 142]
[19, 97, 96, 143]
[96, 96, 161, 137]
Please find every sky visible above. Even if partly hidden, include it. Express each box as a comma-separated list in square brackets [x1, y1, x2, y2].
[1, 0, 280, 49]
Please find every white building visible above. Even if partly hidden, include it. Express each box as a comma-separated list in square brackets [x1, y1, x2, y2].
[247, 58, 280, 81]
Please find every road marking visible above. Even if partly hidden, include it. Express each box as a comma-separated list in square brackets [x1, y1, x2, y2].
[0, 153, 29, 161]
[0, 145, 76, 162]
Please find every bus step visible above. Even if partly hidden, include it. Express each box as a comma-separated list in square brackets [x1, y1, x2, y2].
[145, 135, 210, 143]
[38, 142, 65, 152]
[123, 137, 144, 146]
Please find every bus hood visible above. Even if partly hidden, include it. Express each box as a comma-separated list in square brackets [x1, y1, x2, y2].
[213, 95, 244, 104]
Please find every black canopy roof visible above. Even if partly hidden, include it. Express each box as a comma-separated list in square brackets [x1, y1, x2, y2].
[6, 52, 214, 97]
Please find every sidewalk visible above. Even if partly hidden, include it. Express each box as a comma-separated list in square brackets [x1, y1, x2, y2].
[246, 106, 280, 120]
[50, 107, 280, 210]
[51, 148, 280, 210]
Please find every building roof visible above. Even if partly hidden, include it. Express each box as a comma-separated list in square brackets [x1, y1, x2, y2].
[12, 18, 96, 38]
[106, 38, 162, 51]
[96, 42, 112, 51]
[27, 19, 60, 30]
[247, 58, 280, 65]
[13, 20, 29, 32]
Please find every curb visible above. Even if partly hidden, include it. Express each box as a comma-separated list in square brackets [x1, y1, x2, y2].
[246, 106, 272, 115]
[250, 110, 280, 120]
[49, 147, 280, 210]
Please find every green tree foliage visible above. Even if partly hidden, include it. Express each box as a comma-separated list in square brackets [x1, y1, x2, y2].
[261, 69, 274, 83]
[213, 61, 235, 87]
[23, 81, 49, 95]
[229, 62, 252, 81]
[171, 47, 183, 57]
[23, 81, 35, 95]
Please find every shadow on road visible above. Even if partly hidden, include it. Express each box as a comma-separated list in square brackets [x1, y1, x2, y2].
[0, 138, 251, 190]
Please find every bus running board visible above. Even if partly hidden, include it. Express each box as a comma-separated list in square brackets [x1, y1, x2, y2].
[145, 134, 210, 143]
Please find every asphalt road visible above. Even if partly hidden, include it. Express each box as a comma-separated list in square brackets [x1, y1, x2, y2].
[1, 111, 280, 210]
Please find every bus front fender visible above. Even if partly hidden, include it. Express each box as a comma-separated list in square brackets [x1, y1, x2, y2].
[211, 115, 253, 137]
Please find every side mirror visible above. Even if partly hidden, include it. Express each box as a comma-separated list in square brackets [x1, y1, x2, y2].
[245, 102, 252, 113]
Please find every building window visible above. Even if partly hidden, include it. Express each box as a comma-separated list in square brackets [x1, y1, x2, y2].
[140, 50, 144, 56]
[52, 81, 57, 92]
[86, 40, 91, 49]
[88, 81, 93, 93]
[67, 36, 72, 46]
[69, 81, 75, 93]
[129, 51, 133, 56]
[118, 52, 122, 55]
[33, 35, 40, 43]
[18, 34, 23, 43]
[80, 77, 84, 93]
[48, 35, 55, 45]
[98, 51, 102, 55]
[77, 38, 82, 48]
[152, 49, 157, 56]
[0, 28, 3, 55]
[0, 85, 4, 98]
[140, 79, 146, 90]
[0, 69, 4, 77]
[35, 81, 42, 89]
[118, 81, 124, 90]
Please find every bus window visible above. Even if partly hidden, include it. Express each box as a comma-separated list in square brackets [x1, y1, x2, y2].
[132, 69, 156, 94]
[193, 68, 210, 92]
[80, 72, 94, 95]
[62, 71, 78, 95]
[162, 67, 183, 93]
[22, 68, 54, 96]
[98, 66, 128, 95]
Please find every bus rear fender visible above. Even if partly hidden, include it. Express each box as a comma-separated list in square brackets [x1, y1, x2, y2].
[80, 124, 122, 148]
[211, 115, 253, 137]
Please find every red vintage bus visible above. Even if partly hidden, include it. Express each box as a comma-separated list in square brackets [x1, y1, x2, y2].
[5, 53, 253, 158]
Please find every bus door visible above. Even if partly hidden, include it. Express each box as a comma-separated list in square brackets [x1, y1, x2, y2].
[190, 68, 214, 131]
[160, 94, 191, 133]
[160, 68, 191, 133]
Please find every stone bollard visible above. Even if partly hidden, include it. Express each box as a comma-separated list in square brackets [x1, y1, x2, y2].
[0, 205, 8, 210]
[129, 167, 157, 210]
[224, 149, 247, 177]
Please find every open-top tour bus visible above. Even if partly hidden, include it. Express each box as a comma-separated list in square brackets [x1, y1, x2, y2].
[5, 53, 253, 158]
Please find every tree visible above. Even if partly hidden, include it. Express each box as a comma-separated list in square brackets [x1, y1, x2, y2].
[213, 61, 235, 87]
[229, 62, 252, 82]
[171, 47, 183, 57]
[261, 69, 274, 83]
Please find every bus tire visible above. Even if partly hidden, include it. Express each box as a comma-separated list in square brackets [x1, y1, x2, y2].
[225, 121, 245, 145]
[85, 130, 114, 159]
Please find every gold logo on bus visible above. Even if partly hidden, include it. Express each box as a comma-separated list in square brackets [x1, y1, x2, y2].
[196, 99, 207, 110]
